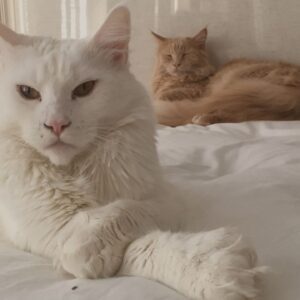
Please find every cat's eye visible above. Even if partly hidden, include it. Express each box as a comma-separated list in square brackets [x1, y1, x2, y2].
[72, 80, 97, 99]
[165, 54, 172, 60]
[17, 85, 41, 100]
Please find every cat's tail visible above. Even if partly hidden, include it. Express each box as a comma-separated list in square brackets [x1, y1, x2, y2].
[154, 80, 300, 126]
[190, 79, 300, 124]
[119, 227, 266, 300]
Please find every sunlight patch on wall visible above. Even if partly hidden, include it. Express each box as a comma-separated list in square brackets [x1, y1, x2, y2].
[172, 0, 191, 14]
[79, 0, 87, 38]
[16, 0, 29, 34]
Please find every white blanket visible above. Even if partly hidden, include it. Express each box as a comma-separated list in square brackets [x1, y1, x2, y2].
[1, 121, 300, 300]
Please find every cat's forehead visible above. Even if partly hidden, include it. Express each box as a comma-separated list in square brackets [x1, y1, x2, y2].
[11, 38, 97, 84]
[162, 38, 191, 53]
[31, 38, 85, 68]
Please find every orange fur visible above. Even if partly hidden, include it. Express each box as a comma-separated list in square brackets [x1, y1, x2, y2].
[151, 30, 300, 126]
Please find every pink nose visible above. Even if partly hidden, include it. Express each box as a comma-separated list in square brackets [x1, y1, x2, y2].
[44, 120, 71, 136]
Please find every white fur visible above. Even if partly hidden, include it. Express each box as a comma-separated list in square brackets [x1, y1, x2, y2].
[0, 6, 263, 300]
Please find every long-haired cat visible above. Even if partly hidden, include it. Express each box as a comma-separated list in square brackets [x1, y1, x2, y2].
[152, 29, 300, 126]
[0, 7, 262, 300]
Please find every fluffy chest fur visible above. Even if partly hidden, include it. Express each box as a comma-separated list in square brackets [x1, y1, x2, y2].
[69, 121, 162, 203]
[0, 117, 161, 255]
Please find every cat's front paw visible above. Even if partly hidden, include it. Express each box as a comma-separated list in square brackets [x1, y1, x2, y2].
[192, 113, 222, 125]
[181, 228, 264, 300]
[59, 227, 125, 279]
[192, 114, 211, 126]
[57, 210, 132, 279]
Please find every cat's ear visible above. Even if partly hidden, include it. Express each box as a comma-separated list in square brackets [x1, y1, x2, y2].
[193, 27, 207, 47]
[90, 6, 130, 65]
[0, 23, 30, 46]
[151, 31, 167, 43]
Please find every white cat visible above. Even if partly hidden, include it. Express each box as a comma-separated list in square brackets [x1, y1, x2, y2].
[0, 6, 263, 300]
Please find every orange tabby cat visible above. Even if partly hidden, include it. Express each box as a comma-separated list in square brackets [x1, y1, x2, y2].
[152, 29, 300, 126]
[151, 28, 215, 126]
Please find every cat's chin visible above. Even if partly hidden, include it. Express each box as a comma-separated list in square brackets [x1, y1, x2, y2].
[43, 144, 79, 166]
[167, 69, 188, 77]
[48, 154, 74, 166]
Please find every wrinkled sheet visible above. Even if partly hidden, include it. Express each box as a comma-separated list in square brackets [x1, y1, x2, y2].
[1, 121, 300, 300]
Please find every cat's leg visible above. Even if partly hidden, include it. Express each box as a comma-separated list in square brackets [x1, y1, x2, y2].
[57, 199, 161, 279]
[120, 227, 263, 300]
[58, 184, 184, 279]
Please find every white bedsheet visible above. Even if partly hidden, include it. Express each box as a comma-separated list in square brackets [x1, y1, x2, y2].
[1, 121, 300, 300]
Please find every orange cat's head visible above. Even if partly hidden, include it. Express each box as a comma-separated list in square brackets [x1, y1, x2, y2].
[152, 28, 213, 77]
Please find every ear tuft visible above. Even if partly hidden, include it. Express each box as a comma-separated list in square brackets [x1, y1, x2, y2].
[91, 6, 130, 66]
[151, 31, 167, 43]
[193, 27, 207, 46]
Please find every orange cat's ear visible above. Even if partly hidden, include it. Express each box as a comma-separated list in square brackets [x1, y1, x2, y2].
[193, 27, 207, 46]
[151, 31, 167, 43]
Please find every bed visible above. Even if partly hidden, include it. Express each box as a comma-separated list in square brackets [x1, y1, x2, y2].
[0, 121, 299, 300]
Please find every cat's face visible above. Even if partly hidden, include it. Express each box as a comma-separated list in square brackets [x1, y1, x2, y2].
[152, 28, 210, 76]
[0, 7, 147, 166]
